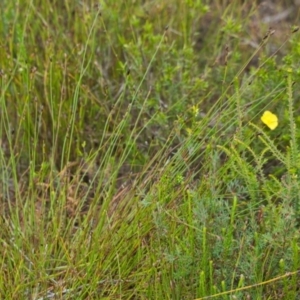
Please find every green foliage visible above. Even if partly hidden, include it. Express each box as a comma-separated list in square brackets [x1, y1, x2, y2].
[0, 0, 300, 299]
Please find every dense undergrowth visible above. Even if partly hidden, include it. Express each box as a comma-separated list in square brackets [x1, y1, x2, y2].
[1, 0, 300, 299]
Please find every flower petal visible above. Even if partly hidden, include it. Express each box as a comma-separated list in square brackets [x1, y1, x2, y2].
[261, 111, 278, 130]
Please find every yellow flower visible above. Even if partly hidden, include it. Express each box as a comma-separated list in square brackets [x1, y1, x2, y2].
[261, 111, 278, 130]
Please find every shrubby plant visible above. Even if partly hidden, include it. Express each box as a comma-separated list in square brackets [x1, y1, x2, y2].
[0, 0, 299, 299]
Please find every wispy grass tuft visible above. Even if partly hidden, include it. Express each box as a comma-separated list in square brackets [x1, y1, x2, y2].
[1, 0, 300, 299]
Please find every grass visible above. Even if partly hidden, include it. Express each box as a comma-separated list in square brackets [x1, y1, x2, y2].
[1, 0, 300, 299]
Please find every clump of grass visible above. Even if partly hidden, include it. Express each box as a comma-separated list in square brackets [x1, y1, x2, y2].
[1, 0, 300, 299]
